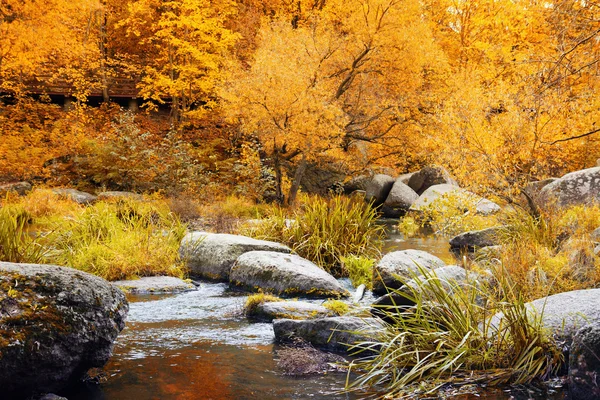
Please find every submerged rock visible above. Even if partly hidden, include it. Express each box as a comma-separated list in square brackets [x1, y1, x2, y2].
[113, 276, 196, 295]
[248, 301, 333, 322]
[52, 188, 97, 205]
[179, 232, 291, 281]
[449, 226, 503, 251]
[0, 262, 128, 399]
[540, 167, 600, 207]
[365, 174, 395, 206]
[273, 316, 382, 353]
[230, 251, 349, 298]
[372, 249, 446, 296]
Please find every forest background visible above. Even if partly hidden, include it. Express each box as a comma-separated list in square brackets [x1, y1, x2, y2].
[2, 0, 600, 204]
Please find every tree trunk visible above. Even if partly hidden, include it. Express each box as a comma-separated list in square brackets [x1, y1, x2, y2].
[286, 157, 308, 206]
[273, 152, 284, 204]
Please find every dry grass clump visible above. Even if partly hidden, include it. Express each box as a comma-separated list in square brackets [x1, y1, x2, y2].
[277, 339, 346, 375]
[240, 195, 384, 276]
[0, 190, 187, 281]
[243, 293, 283, 316]
[492, 204, 600, 300]
[347, 266, 562, 397]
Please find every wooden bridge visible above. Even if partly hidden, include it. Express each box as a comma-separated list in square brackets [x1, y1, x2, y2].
[26, 75, 141, 98]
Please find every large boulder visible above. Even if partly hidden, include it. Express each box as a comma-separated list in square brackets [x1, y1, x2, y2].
[449, 226, 503, 251]
[343, 175, 371, 195]
[381, 179, 419, 217]
[273, 316, 382, 353]
[230, 251, 349, 298]
[179, 232, 291, 281]
[0, 262, 128, 399]
[0, 181, 32, 196]
[365, 174, 395, 206]
[52, 188, 97, 205]
[410, 184, 500, 215]
[372, 249, 446, 295]
[407, 166, 457, 195]
[248, 300, 333, 322]
[540, 167, 600, 207]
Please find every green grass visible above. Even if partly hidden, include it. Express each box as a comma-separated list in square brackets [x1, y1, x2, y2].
[243, 293, 283, 316]
[0, 204, 46, 263]
[341, 255, 375, 289]
[346, 265, 562, 397]
[240, 195, 384, 277]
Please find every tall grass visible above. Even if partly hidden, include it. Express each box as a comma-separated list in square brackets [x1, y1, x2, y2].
[241, 195, 384, 276]
[0, 190, 187, 281]
[346, 266, 562, 397]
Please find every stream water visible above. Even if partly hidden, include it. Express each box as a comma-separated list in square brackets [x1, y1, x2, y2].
[61, 222, 569, 400]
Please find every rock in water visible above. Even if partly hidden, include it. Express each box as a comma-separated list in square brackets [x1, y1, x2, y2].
[381, 179, 419, 217]
[372, 249, 446, 295]
[449, 226, 503, 251]
[249, 301, 333, 322]
[0, 262, 128, 399]
[365, 174, 395, 206]
[273, 316, 382, 353]
[179, 232, 291, 281]
[230, 251, 349, 298]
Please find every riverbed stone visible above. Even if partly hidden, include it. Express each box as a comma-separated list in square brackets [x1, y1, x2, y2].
[381, 179, 419, 217]
[179, 232, 291, 281]
[449, 226, 503, 251]
[249, 301, 334, 322]
[97, 191, 143, 201]
[343, 175, 371, 195]
[273, 316, 382, 353]
[230, 251, 349, 298]
[409, 184, 500, 215]
[113, 276, 196, 295]
[569, 324, 600, 400]
[52, 188, 97, 205]
[0, 262, 128, 399]
[540, 167, 600, 207]
[407, 166, 457, 195]
[372, 249, 446, 295]
[0, 181, 32, 196]
[365, 174, 395, 206]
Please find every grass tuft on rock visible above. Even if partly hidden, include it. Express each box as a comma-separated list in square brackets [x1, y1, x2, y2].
[243, 293, 283, 316]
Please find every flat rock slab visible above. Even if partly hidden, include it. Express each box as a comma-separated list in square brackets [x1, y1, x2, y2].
[0, 262, 128, 399]
[273, 316, 382, 353]
[449, 226, 503, 251]
[230, 251, 349, 298]
[52, 188, 97, 205]
[0, 181, 32, 196]
[179, 232, 291, 281]
[373, 249, 446, 295]
[113, 276, 196, 295]
[249, 301, 333, 322]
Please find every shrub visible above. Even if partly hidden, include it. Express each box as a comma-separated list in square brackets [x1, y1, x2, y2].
[241, 195, 384, 276]
[346, 266, 562, 397]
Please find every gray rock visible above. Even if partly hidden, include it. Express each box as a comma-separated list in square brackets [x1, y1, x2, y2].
[343, 175, 371, 195]
[0, 262, 128, 399]
[97, 191, 143, 201]
[365, 174, 395, 206]
[590, 227, 600, 243]
[113, 276, 196, 295]
[474, 245, 503, 260]
[372, 249, 446, 295]
[39, 395, 68, 400]
[353, 284, 366, 303]
[52, 188, 97, 205]
[230, 251, 349, 298]
[523, 178, 557, 198]
[273, 316, 382, 353]
[381, 179, 419, 217]
[540, 167, 600, 207]
[449, 226, 503, 251]
[249, 301, 333, 322]
[0, 181, 32, 196]
[569, 324, 600, 400]
[410, 184, 500, 215]
[179, 232, 291, 281]
[397, 172, 415, 185]
[407, 166, 457, 195]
